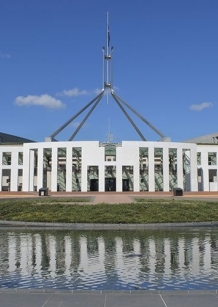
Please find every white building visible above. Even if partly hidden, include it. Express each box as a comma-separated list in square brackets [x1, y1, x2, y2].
[0, 133, 218, 192]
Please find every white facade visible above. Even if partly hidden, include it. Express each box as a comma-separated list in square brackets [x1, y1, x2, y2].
[0, 140, 217, 192]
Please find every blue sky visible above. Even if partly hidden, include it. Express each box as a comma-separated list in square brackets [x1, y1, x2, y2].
[1, 0, 218, 142]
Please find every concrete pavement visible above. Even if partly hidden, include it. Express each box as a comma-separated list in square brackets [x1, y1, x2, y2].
[0, 290, 218, 307]
[1, 191, 218, 204]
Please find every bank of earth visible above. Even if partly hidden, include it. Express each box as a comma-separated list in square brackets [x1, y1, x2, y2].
[0, 198, 218, 224]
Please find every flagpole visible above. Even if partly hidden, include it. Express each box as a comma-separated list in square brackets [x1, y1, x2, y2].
[106, 12, 109, 104]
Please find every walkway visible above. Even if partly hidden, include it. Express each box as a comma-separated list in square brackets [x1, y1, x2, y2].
[1, 191, 218, 203]
[0, 290, 218, 307]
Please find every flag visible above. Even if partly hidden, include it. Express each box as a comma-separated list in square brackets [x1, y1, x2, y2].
[108, 25, 110, 47]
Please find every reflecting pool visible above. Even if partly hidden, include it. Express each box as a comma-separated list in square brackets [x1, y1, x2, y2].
[0, 228, 218, 290]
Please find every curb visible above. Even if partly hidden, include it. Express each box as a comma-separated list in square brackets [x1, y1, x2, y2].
[0, 220, 218, 230]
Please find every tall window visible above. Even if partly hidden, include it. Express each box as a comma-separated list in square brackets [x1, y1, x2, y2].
[208, 152, 217, 165]
[2, 152, 11, 165]
[105, 145, 116, 161]
[169, 148, 177, 190]
[139, 147, 149, 191]
[154, 148, 163, 191]
[197, 152, 201, 165]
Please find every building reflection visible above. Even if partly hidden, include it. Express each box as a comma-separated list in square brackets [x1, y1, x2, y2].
[3, 229, 218, 288]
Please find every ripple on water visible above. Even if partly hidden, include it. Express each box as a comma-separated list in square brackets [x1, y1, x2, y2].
[1, 228, 218, 290]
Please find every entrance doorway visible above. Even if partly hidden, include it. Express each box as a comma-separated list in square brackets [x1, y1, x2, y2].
[105, 178, 116, 191]
[209, 169, 217, 191]
[122, 179, 129, 191]
[90, 179, 99, 191]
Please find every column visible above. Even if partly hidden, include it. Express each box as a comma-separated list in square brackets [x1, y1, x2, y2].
[190, 146, 198, 191]
[163, 147, 169, 191]
[81, 163, 87, 192]
[0, 152, 2, 191]
[177, 147, 183, 188]
[98, 164, 105, 191]
[51, 147, 58, 191]
[148, 147, 154, 191]
[22, 146, 30, 191]
[66, 146, 72, 192]
[201, 151, 209, 191]
[10, 151, 18, 191]
[134, 162, 140, 192]
[29, 150, 35, 191]
[116, 163, 122, 192]
[37, 147, 44, 190]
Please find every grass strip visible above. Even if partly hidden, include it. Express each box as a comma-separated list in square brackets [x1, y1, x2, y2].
[0, 198, 218, 224]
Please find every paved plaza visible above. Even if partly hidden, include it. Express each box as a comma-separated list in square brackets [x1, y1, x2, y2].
[1, 190, 218, 203]
[0, 290, 218, 307]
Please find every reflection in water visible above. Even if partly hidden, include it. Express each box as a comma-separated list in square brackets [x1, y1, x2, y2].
[1, 228, 218, 290]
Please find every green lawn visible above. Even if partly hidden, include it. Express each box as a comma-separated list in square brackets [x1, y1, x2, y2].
[0, 197, 218, 224]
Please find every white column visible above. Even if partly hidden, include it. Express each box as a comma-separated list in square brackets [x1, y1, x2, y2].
[0, 151, 2, 191]
[99, 165, 105, 191]
[29, 150, 35, 191]
[134, 163, 140, 192]
[66, 146, 72, 192]
[149, 147, 155, 191]
[22, 146, 30, 191]
[81, 163, 87, 192]
[190, 146, 198, 191]
[163, 147, 169, 191]
[10, 151, 18, 191]
[116, 163, 122, 192]
[201, 151, 209, 191]
[51, 147, 57, 191]
[37, 147, 44, 190]
[177, 147, 183, 188]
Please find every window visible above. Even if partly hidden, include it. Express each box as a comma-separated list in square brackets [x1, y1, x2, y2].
[197, 152, 201, 165]
[2, 152, 11, 165]
[208, 152, 217, 165]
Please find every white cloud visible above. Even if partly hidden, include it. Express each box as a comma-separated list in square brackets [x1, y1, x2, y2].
[190, 102, 214, 111]
[57, 87, 89, 97]
[0, 51, 11, 59]
[15, 94, 65, 109]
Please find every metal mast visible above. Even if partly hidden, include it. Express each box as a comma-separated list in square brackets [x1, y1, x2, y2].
[103, 11, 113, 104]
[47, 13, 168, 142]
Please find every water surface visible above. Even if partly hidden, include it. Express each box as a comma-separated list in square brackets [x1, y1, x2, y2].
[0, 228, 218, 290]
